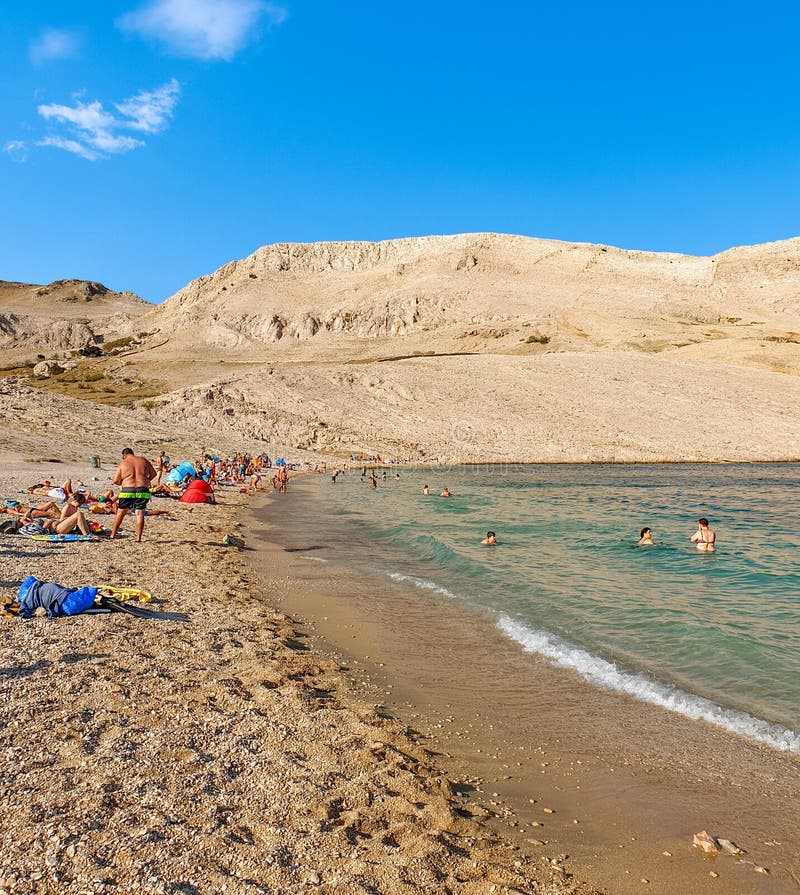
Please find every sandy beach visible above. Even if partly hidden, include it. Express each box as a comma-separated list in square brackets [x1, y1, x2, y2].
[0, 454, 591, 895]
[2, 232, 800, 895]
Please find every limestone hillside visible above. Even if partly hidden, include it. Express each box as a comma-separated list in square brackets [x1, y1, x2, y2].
[0, 279, 150, 361]
[4, 234, 800, 462]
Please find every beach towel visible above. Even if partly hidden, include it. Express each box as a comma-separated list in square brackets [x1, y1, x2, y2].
[31, 534, 99, 542]
[19, 520, 48, 536]
[96, 586, 153, 603]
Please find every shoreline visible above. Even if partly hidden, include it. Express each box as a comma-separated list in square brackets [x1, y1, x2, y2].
[345, 460, 800, 469]
[0, 456, 590, 895]
[248, 474, 800, 895]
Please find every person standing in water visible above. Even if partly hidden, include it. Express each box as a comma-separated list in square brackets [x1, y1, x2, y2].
[422, 485, 430, 495]
[638, 527, 655, 546]
[481, 531, 498, 545]
[691, 517, 716, 552]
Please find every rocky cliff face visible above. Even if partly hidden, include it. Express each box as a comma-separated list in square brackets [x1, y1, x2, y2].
[0, 279, 150, 355]
[146, 234, 800, 354]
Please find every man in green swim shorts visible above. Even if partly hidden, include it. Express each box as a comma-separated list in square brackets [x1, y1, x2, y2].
[110, 447, 157, 542]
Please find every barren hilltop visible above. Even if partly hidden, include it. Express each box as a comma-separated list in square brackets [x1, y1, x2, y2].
[3, 233, 800, 462]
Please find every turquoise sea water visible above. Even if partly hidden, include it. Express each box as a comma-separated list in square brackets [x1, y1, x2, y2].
[297, 464, 800, 753]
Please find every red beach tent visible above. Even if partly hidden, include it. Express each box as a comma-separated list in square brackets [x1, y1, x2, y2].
[179, 479, 215, 504]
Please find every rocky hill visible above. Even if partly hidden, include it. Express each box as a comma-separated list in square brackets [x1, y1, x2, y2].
[0, 278, 150, 359]
[4, 235, 800, 462]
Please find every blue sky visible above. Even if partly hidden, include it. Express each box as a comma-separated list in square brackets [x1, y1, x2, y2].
[2, 1, 799, 302]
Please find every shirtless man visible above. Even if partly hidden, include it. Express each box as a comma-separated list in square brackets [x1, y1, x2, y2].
[691, 517, 716, 552]
[440, 487, 452, 498]
[276, 466, 288, 493]
[110, 448, 157, 542]
[481, 531, 498, 545]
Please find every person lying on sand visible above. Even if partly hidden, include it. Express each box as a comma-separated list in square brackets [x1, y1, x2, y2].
[481, 531, 498, 545]
[691, 518, 716, 552]
[22, 493, 92, 536]
[90, 493, 118, 514]
[638, 527, 655, 546]
[150, 482, 182, 497]
[3, 500, 59, 519]
[26, 478, 78, 500]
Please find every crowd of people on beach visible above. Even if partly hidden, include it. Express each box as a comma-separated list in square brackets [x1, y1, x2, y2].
[1, 448, 298, 544]
[4, 452, 719, 556]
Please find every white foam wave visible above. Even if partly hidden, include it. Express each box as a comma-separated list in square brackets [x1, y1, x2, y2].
[298, 555, 328, 563]
[387, 571, 459, 599]
[497, 614, 800, 755]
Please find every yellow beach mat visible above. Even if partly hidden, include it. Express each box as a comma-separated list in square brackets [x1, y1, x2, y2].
[96, 585, 153, 603]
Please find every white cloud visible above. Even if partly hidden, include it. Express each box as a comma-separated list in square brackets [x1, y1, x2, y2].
[37, 137, 99, 162]
[35, 79, 180, 161]
[118, 0, 287, 60]
[4, 140, 29, 163]
[115, 79, 181, 133]
[30, 28, 81, 67]
[38, 99, 118, 134]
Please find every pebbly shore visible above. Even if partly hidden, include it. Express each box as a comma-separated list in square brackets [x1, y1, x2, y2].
[0, 458, 591, 895]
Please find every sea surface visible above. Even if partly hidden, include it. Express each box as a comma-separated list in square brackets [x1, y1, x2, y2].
[287, 464, 800, 753]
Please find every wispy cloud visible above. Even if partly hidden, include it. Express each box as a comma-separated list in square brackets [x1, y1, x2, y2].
[115, 80, 182, 133]
[35, 79, 181, 161]
[118, 0, 287, 61]
[4, 141, 29, 163]
[38, 136, 100, 162]
[29, 27, 82, 67]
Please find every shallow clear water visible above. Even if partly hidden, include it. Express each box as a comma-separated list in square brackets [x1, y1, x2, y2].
[297, 464, 800, 752]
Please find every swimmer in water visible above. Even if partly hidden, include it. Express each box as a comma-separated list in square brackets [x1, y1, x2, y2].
[423, 485, 430, 495]
[440, 487, 452, 498]
[691, 517, 716, 552]
[481, 531, 497, 545]
[637, 527, 655, 546]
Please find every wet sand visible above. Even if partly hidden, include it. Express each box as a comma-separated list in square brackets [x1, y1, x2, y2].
[249, 476, 800, 895]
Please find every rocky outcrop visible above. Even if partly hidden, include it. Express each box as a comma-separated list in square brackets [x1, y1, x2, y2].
[0, 279, 150, 355]
[0, 316, 97, 350]
[200, 297, 429, 346]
